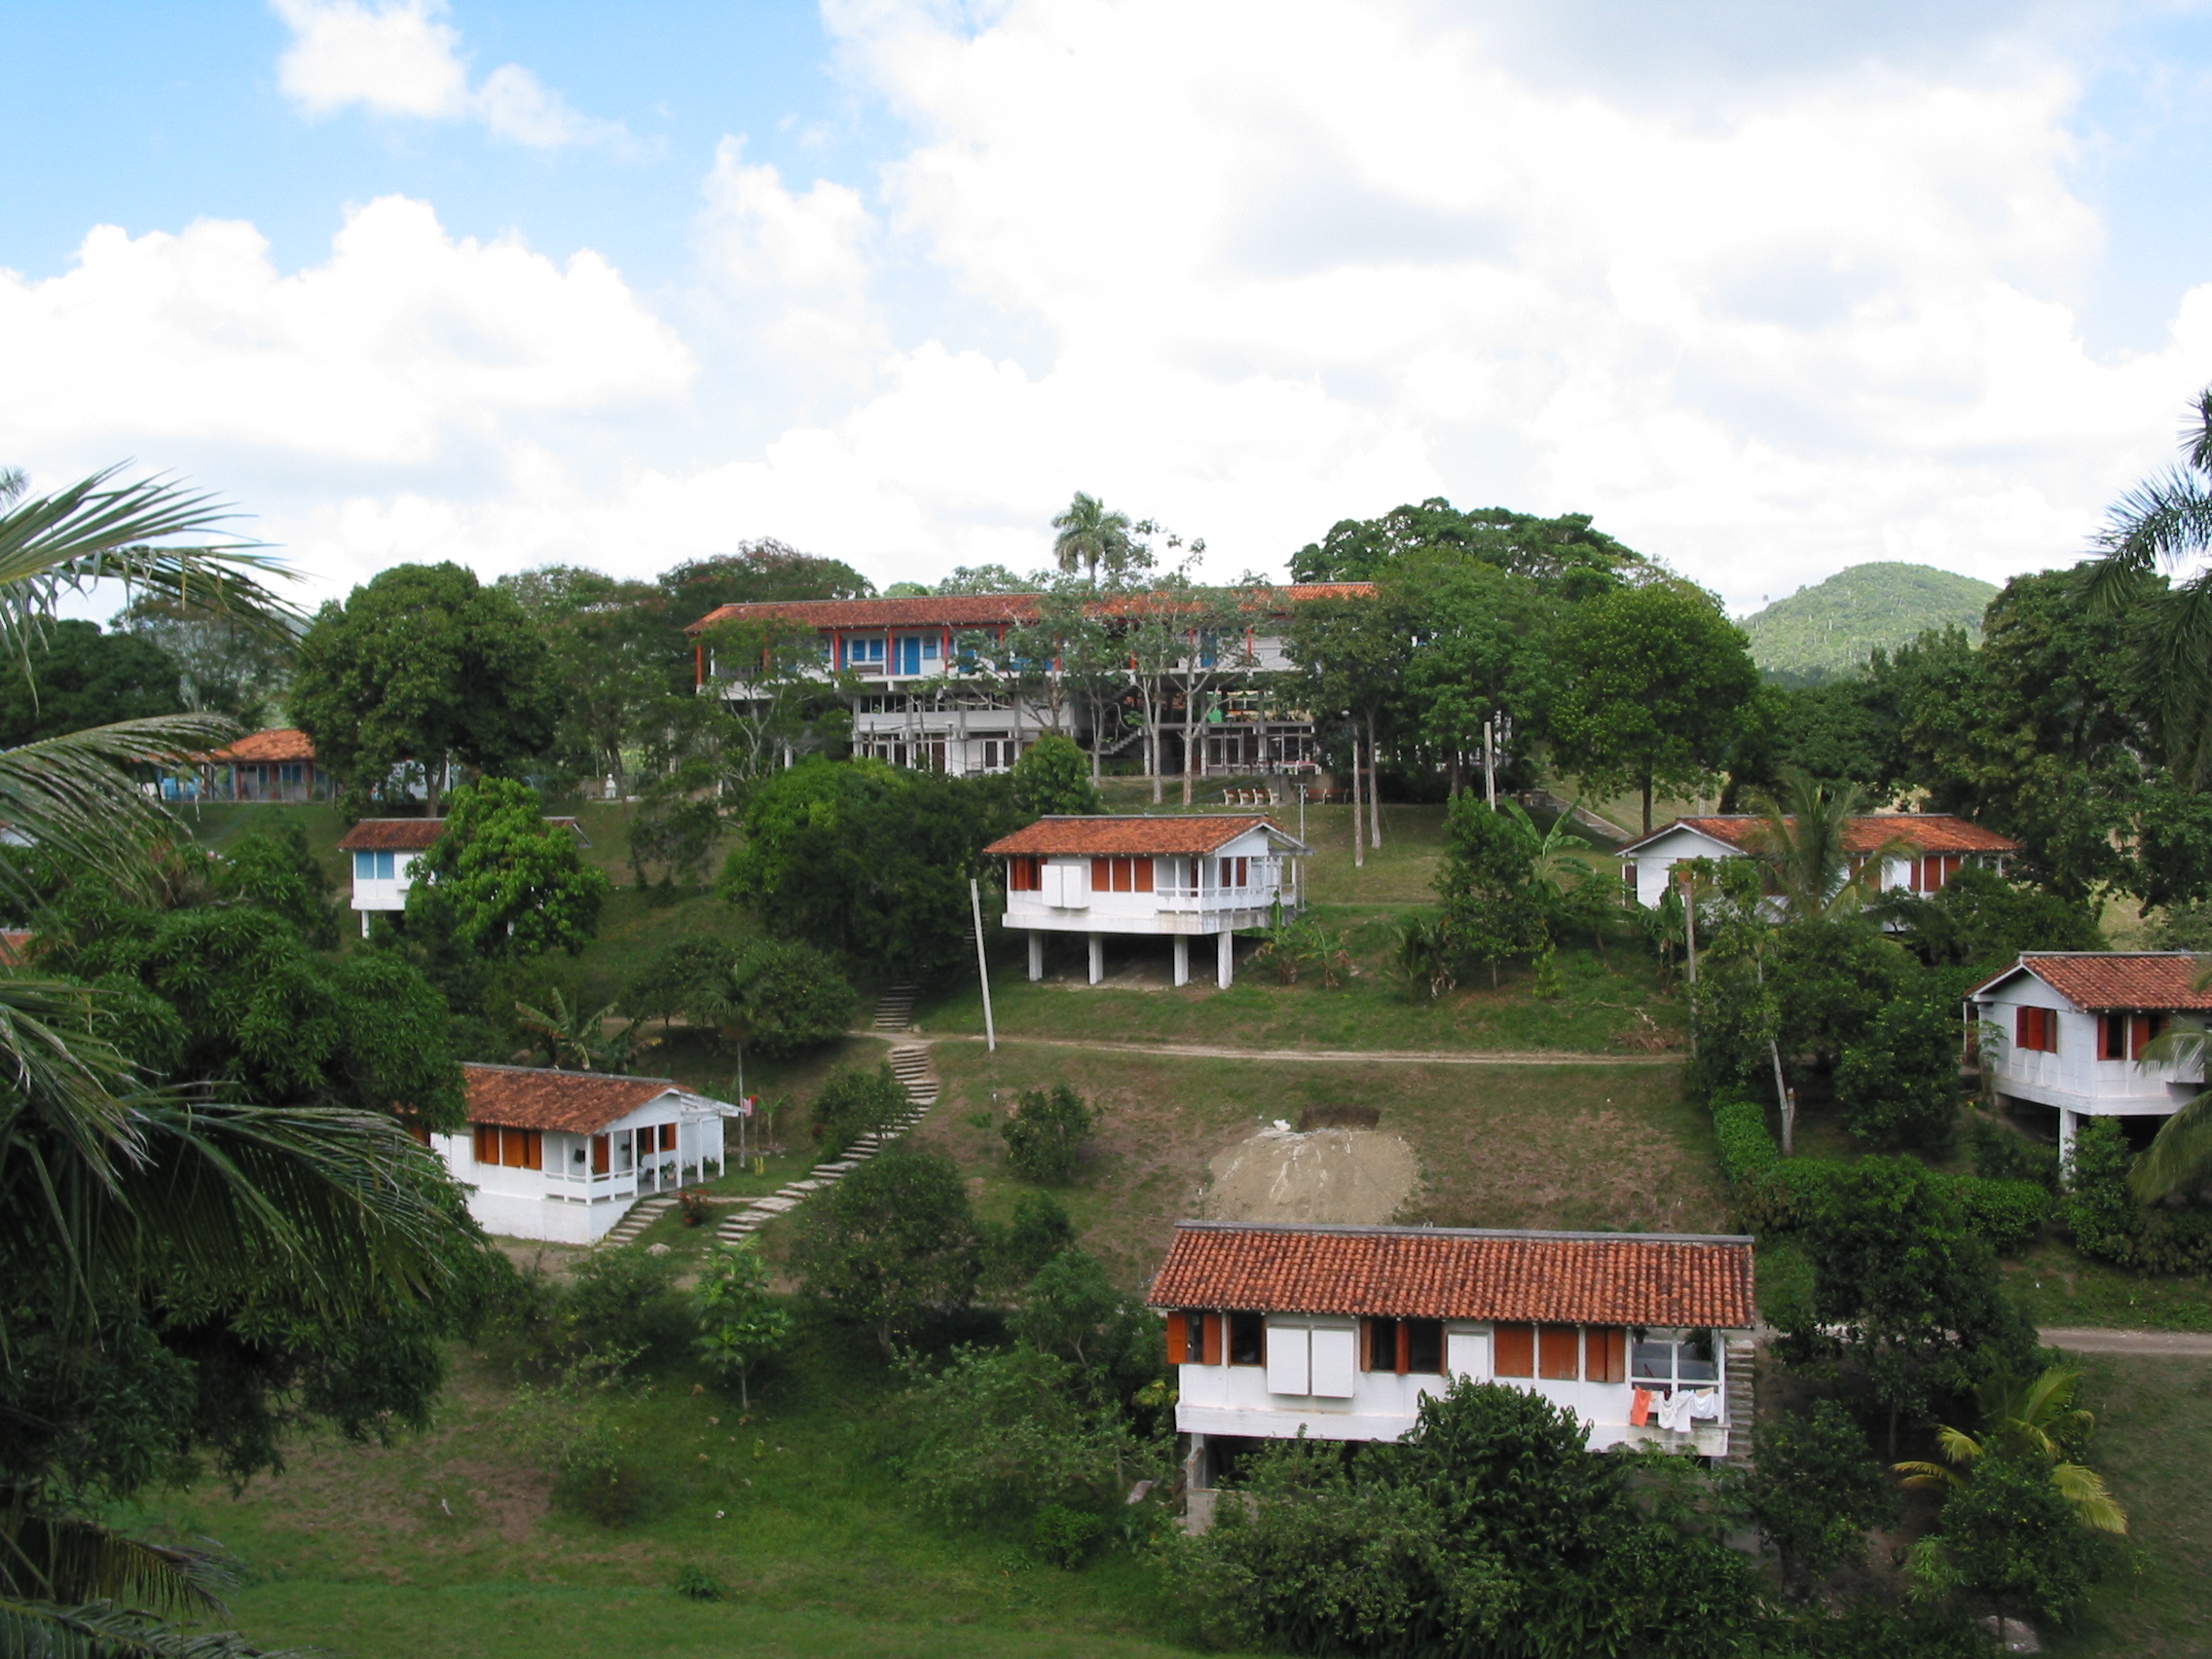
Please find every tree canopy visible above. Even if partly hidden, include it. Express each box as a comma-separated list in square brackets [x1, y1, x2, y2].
[0, 620, 181, 746]
[404, 776, 609, 961]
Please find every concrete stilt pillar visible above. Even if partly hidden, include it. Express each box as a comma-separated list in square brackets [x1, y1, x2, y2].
[360, 909, 371, 940]
[1088, 933, 1104, 985]
[1173, 935, 1190, 987]
[2058, 1108, 2080, 1172]
[1028, 931, 1045, 982]
[1216, 930, 1235, 990]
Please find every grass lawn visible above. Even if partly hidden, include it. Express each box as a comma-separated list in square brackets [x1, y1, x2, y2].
[2004, 1242, 2212, 1334]
[2042, 1353, 2212, 1658]
[130, 1313, 1196, 1659]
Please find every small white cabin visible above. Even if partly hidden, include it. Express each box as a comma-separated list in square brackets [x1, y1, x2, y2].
[985, 814, 1312, 989]
[337, 815, 589, 937]
[1968, 952, 2211, 1164]
[429, 1063, 732, 1243]
[1148, 1223, 1755, 1526]
[1618, 814, 2018, 910]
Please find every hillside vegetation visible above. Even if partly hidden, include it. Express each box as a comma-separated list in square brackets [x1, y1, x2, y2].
[1741, 561, 1996, 682]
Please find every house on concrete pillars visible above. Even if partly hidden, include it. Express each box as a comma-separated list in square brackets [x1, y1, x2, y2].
[985, 815, 1311, 989]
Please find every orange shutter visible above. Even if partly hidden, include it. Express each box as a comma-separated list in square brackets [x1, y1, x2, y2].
[1494, 1323, 1534, 1377]
[524, 1130, 543, 1170]
[660, 1124, 678, 1152]
[1200, 1312, 1223, 1365]
[1135, 858, 1155, 893]
[1166, 1313, 1189, 1365]
[1538, 1324, 1580, 1380]
[1092, 857, 1111, 889]
[591, 1134, 610, 1174]
[1589, 1327, 1627, 1384]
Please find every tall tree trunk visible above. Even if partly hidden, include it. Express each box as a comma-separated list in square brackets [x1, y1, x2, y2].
[1182, 699, 1197, 807]
[1351, 734, 1366, 869]
[1641, 775, 1654, 835]
[1449, 750, 1463, 797]
[1367, 709, 1382, 849]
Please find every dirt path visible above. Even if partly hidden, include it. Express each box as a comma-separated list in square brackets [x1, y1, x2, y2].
[2042, 1327, 2212, 1355]
[927, 1034, 1680, 1067]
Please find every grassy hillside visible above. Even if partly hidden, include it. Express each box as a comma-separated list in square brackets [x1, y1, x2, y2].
[1741, 562, 1996, 682]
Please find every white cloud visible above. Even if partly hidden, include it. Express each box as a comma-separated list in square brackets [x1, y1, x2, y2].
[273, 0, 631, 150]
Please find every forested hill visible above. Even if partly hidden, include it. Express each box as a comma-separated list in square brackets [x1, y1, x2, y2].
[1740, 562, 1998, 682]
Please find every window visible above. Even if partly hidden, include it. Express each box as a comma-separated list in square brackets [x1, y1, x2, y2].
[470, 1125, 541, 1169]
[591, 1134, 610, 1174]
[1217, 856, 1249, 889]
[1405, 1318, 1444, 1375]
[354, 850, 373, 880]
[658, 1124, 679, 1152]
[2105, 1013, 2163, 1059]
[1367, 1317, 1399, 1371]
[1537, 1324, 1581, 1380]
[1008, 856, 1042, 892]
[2016, 1006, 2057, 1052]
[1631, 1330, 1718, 1391]
[1494, 1322, 1535, 1378]
[1229, 1310, 1265, 1366]
[1088, 857, 1156, 894]
[1587, 1327, 1628, 1384]
[842, 637, 885, 670]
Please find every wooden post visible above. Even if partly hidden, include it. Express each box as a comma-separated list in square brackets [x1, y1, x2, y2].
[1367, 709, 1382, 849]
[970, 878, 995, 1053]
[1350, 730, 1366, 869]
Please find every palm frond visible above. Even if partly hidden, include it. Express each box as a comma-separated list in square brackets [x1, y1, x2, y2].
[1893, 1458, 1963, 1491]
[0, 468, 298, 671]
[0, 1511, 224, 1614]
[2130, 1086, 2212, 1201]
[2051, 1462, 2128, 1533]
[0, 1598, 308, 1659]
[2096, 465, 2212, 570]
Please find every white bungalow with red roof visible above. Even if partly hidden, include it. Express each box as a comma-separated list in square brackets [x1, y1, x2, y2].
[197, 728, 332, 802]
[1619, 813, 2018, 909]
[429, 1062, 733, 1242]
[336, 816, 589, 938]
[1148, 1222, 1755, 1523]
[984, 814, 1312, 988]
[1967, 952, 2211, 1164]
[682, 587, 1373, 779]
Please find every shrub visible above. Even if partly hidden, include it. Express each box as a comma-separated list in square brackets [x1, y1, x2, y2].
[1032, 1502, 1106, 1568]
[1947, 1176, 2052, 1256]
[1009, 732, 1103, 817]
[1001, 1085, 1094, 1185]
[791, 1149, 980, 1356]
[1742, 1401, 1897, 1595]
[984, 1191, 1077, 1296]
[810, 1063, 908, 1159]
[673, 1564, 723, 1602]
[1965, 1115, 2060, 1191]
[1712, 1087, 1780, 1189]
[2064, 1116, 2212, 1273]
[1835, 994, 1961, 1151]
[738, 939, 858, 1057]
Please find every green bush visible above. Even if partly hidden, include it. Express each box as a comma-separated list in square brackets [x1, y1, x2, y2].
[1009, 733, 1103, 817]
[1711, 1087, 1780, 1188]
[2065, 1116, 2212, 1273]
[1001, 1085, 1094, 1185]
[1946, 1176, 2052, 1256]
[1032, 1501, 1106, 1568]
[1834, 994, 1960, 1151]
[673, 1564, 723, 1601]
[1964, 1115, 2060, 1191]
[810, 1062, 908, 1159]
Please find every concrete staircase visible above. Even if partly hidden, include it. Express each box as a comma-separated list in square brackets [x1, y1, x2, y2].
[601, 1194, 675, 1247]
[872, 983, 918, 1031]
[713, 1044, 941, 1245]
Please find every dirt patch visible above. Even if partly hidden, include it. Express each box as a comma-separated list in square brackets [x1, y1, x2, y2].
[1203, 1124, 1419, 1225]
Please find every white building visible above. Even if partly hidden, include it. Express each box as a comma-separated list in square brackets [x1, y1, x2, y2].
[429, 1063, 733, 1243]
[985, 814, 1312, 988]
[1148, 1222, 1755, 1525]
[337, 815, 588, 937]
[1967, 952, 2211, 1164]
[682, 588, 1373, 779]
[1617, 813, 2018, 910]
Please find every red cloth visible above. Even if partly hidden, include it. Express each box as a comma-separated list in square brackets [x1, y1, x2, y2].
[1630, 1388, 1653, 1427]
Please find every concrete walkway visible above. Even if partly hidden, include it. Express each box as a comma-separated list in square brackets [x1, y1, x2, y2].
[2042, 1327, 2212, 1355]
[934, 1034, 1680, 1067]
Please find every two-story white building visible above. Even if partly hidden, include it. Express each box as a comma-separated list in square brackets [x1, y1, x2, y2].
[682, 587, 1372, 780]
[428, 1063, 734, 1243]
[1967, 952, 2211, 1165]
[337, 815, 589, 937]
[1618, 813, 2019, 910]
[985, 814, 1312, 988]
[1148, 1222, 1756, 1524]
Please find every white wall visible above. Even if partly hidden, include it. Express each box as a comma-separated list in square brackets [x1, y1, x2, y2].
[431, 1093, 728, 1243]
[1005, 830, 1296, 937]
[349, 851, 423, 913]
[1972, 979, 2199, 1118]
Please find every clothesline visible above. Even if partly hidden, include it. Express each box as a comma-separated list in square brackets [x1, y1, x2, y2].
[1629, 1387, 1720, 1431]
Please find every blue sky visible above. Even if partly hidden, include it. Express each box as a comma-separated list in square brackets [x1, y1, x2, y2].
[7, 1, 2212, 612]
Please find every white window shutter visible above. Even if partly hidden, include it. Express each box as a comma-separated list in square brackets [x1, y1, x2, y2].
[1309, 1328, 1356, 1397]
[1265, 1321, 1309, 1395]
[1447, 1331, 1489, 1382]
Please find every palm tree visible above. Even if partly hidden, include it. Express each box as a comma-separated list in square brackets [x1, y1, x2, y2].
[1050, 492, 1134, 582]
[2085, 387, 2212, 783]
[1741, 770, 1911, 920]
[514, 988, 632, 1071]
[2128, 1005, 2212, 1200]
[1896, 1365, 2127, 1534]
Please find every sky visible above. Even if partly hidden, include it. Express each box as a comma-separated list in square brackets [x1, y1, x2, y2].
[9, 1, 2212, 616]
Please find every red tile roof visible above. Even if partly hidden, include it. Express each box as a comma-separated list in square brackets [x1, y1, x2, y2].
[0, 930, 32, 966]
[985, 814, 1294, 857]
[1148, 1223, 1757, 1329]
[206, 727, 316, 763]
[683, 583, 1377, 636]
[1973, 952, 2212, 1013]
[1630, 813, 2018, 856]
[462, 1063, 684, 1133]
[337, 816, 586, 853]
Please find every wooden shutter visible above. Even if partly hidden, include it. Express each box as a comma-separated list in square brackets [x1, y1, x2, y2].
[1589, 1327, 1627, 1384]
[1135, 858, 1155, 893]
[524, 1130, 544, 1170]
[1092, 858, 1111, 890]
[591, 1134, 609, 1174]
[2100, 1014, 2124, 1060]
[1201, 1312, 1224, 1365]
[1537, 1324, 1580, 1380]
[659, 1124, 678, 1152]
[1166, 1312, 1189, 1365]
[1494, 1323, 1535, 1378]
[2131, 1014, 2157, 1059]
[473, 1125, 495, 1163]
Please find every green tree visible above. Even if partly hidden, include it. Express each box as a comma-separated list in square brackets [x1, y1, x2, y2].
[512, 986, 632, 1072]
[809, 1062, 907, 1159]
[659, 539, 873, 615]
[0, 619, 181, 746]
[1009, 731, 1102, 816]
[1010, 1248, 1160, 1402]
[791, 1148, 980, 1357]
[1001, 1084, 1094, 1184]
[1871, 865, 2104, 973]
[1436, 793, 1544, 987]
[291, 562, 559, 813]
[1541, 581, 1758, 832]
[1896, 1366, 2126, 1535]
[692, 1241, 793, 1410]
[498, 565, 681, 794]
[1050, 492, 1142, 582]
[1393, 555, 1545, 797]
[405, 777, 609, 959]
[1291, 498, 1643, 594]
[118, 591, 298, 729]
[1743, 1400, 1898, 1596]
[1836, 995, 1961, 1151]
[983, 1190, 1078, 1296]
[1908, 1456, 2115, 1639]
[1742, 770, 1911, 919]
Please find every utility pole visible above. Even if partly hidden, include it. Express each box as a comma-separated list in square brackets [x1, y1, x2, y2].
[1680, 864, 1698, 1060]
[1483, 718, 1496, 808]
[971, 877, 996, 1052]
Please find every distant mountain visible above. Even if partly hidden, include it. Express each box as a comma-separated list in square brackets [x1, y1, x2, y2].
[1740, 563, 1997, 683]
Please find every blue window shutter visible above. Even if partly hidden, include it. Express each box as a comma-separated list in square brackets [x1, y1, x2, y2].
[354, 851, 373, 880]
[377, 851, 395, 880]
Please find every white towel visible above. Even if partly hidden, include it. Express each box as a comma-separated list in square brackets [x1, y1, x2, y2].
[1686, 1389, 1721, 1421]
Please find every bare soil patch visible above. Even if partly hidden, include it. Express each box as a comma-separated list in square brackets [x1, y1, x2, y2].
[1203, 1124, 1418, 1224]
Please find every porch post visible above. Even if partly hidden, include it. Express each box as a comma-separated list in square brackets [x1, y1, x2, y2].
[1173, 935, 1190, 987]
[1216, 929, 1235, 990]
[1088, 933, 1104, 985]
[2058, 1108, 2080, 1172]
[1027, 931, 1045, 981]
